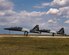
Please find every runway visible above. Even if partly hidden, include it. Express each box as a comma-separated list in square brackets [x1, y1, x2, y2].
[0, 34, 69, 38]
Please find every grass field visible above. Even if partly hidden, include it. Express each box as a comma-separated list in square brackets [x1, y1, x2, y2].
[0, 35, 69, 55]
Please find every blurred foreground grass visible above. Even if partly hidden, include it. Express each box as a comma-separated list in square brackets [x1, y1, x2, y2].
[0, 36, 69, 55]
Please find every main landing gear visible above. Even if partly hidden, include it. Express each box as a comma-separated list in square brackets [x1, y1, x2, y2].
[24, 31, 28, 36]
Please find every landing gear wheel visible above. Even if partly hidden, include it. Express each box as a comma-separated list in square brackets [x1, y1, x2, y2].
[52, 33, 55, 36]
[24, 31, 28, 36]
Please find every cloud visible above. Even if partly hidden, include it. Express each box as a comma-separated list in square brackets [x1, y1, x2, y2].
[59, 7, 69, 18]
[48, 19, 56, 23]
[0, 11, 5, 16]
[0, 0, 13, 11]
[19, 11, 47, 17]
[0, 10, 48, 27]
[0, 0, 67, 28]
[4, 10, 17, 16]
[0, 0, 60, 28]
[33, 0, 69, 8]
[0, 0, 17, 26]
[64, 20, 69, 23]
[51, 0, 69, 7]
[46, 8, 59, 15]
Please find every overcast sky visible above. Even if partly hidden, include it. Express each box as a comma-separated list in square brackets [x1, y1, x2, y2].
[0, 0, 69, 34]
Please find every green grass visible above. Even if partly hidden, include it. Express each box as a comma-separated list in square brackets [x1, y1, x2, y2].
[0, 36, 69, 55]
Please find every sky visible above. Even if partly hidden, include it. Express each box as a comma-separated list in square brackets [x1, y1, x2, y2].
[0, 0, 69, 34]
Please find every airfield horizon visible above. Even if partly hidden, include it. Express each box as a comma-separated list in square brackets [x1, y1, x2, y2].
[0, 34, 68, 38]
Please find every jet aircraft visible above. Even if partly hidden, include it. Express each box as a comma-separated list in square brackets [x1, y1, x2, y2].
[4, 27, 29, 36]
[50, 28, 65, 36]
[30, 25, 50, 33]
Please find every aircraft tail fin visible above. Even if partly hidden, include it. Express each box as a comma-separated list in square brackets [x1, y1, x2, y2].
[30, 25, 39, 32]
[57, 28, 65, 35]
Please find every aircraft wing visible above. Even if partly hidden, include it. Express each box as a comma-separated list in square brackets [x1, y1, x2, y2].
[22, 28, 30, 32]
[50, 30, 56, 33]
